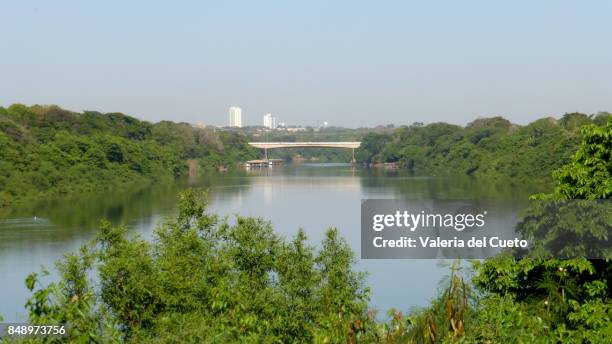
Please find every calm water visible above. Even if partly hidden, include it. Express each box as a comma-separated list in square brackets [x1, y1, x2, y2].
[0, 163, 538, 321]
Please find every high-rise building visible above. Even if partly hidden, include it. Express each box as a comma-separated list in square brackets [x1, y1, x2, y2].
[263, 113, 276, 129]
[228, 107, 242, 127]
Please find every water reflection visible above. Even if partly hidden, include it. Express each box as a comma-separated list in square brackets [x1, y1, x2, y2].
[0, 164, 538, 321]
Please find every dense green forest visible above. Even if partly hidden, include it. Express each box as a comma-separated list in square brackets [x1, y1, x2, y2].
[248, 112, 610, 183]
[358, 113, 611, 183]
[3, 104, 607, 208]
[11, 118, 611, 343]
[0, 104, 256, 208]
[406, 118, 612, 343]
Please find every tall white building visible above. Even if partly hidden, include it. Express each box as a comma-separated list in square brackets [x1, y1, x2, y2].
[228, 106, 242, 127]
[263, 113, 276, 129]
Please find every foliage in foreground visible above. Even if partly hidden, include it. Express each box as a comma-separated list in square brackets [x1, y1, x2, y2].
[16, 192, 484, 344]
[467, 119, 612, 343]
[377, 119, 612, 343]
[19, 189, 375, 343]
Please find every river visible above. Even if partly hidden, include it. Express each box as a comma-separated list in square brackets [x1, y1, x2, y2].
[0, 163, 537, 321]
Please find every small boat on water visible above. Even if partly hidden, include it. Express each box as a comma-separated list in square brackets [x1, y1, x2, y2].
[245, 159, 284, 168]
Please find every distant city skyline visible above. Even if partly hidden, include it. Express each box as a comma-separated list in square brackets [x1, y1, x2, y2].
[1, 1, 611, 127]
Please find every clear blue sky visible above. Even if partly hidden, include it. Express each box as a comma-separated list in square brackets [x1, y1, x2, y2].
[1, 1, 611, 127]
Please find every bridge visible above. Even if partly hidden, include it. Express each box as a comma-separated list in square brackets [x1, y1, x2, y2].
[248, 142, 361, 162]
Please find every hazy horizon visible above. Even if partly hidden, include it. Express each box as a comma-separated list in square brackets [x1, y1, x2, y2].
[2, 1, 611, 127]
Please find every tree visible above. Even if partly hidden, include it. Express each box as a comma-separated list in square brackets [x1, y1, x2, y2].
[471, 118, 612, 341]
[23, 189, 374, 343]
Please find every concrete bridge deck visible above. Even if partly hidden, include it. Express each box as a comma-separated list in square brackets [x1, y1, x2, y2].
[248, 142, 361, 149]
[248, 142, 361, 162]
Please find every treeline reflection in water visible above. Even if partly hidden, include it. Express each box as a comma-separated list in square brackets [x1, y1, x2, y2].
[0, 163, 542, 321]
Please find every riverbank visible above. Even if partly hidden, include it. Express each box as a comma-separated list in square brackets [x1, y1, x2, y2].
[0, 104, 257, 208]
[0, 163, 537, 323]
